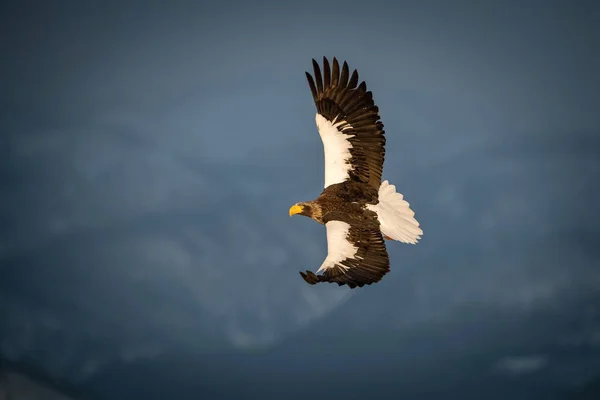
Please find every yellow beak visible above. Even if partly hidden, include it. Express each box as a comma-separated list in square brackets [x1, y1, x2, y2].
[289, 204, 303, 217]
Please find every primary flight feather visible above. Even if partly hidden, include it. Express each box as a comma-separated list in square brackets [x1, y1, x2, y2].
[289, 57, 423, 289]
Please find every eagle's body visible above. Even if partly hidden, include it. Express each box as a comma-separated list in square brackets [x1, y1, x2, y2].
[290, 57, 423, 289]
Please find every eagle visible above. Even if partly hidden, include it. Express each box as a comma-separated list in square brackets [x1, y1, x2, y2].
[289, 57, 423, 289]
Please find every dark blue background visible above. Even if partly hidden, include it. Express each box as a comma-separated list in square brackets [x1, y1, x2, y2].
[1, 0, 599, 398]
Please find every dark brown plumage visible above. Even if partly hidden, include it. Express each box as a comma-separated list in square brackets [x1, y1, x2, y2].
[295, 181, 390, 288]
[292, 180, 378, 224]
[305, 57, 386, 190]
[291, 180, 390, 288]
[290, 57, 397, 289]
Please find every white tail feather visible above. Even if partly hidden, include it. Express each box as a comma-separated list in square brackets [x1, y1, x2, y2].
[367, 180, 423, 244]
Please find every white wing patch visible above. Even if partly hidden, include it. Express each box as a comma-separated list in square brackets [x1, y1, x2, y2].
[367, 180, 423, 244]
[317, 221, 358, 273]
[315, 113, 355, 188]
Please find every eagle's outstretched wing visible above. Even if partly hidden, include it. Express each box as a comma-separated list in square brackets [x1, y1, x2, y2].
[306, 57, 386, 190]
[299, 214, 390, 289]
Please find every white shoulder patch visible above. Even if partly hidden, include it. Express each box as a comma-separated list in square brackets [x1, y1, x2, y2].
[315, 113, 354, 188]
[317, 220, 358, 273]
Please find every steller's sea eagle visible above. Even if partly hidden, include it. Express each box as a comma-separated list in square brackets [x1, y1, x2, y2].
[289, 57, 423, 289]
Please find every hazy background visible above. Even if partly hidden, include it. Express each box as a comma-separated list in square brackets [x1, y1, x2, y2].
[1, 0, 599, 399]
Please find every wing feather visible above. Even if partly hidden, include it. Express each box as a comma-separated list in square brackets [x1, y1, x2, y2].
[331, 57, 340, 87]
[348, 68, 359, 89]
[339, 61, 349, 88]
[312, 58, 323, 94]
[323, 57, 331, 89]
[306, 57, 386, 189]
[305, 72, 318, 101]
[299, 216, 390, 289]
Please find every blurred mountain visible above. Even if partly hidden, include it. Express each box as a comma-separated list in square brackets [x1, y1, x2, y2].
[0, 358, 83, 400]
[81, 288, 600, 400]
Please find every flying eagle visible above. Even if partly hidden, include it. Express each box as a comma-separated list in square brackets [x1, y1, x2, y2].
[289, 57, 423, 289]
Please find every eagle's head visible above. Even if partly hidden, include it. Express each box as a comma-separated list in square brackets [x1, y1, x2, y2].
[289, 201, 323, 223]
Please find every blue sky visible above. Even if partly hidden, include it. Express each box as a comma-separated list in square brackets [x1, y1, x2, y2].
[1, 0, 599, 398]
